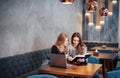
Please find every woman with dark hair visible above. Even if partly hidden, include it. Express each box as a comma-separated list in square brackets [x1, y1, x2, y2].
[71, 32, 87, 54]
[67, 32, 87, 64]
[51, 33, 69, 54]
[67, 32, 100, 78]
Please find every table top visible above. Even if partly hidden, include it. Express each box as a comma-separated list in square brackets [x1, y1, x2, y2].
[94, 52, 117, 60]
[38, 63, 102, 78]
[90, 46, 119, 52]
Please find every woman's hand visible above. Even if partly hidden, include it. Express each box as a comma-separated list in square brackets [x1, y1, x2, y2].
[66, 54, 73, 61]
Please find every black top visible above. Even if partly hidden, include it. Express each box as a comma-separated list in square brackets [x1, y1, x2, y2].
[51, 45, 64, 55]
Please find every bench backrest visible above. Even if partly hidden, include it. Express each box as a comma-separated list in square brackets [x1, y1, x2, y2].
[0, 48, 51, 78]
[83, 41, 118, 51]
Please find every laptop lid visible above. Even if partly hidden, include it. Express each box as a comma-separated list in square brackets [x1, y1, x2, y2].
[50, 54, 71, 68]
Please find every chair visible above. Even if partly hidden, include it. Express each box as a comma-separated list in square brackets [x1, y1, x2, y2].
[116, 56, 120, 67]
[97, 49, 114, 54]
[117, 56, 120, 61]
[116, 66, 120, 70]
[27, 74, 57, 78]
[87, 56, 99, 64]
[106, 70, 120, 78]
[87, 56, 100, 78]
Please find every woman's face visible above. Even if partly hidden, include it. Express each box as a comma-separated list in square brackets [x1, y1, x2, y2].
[72, 37, 79, 47]
[63, 38, 69, 47]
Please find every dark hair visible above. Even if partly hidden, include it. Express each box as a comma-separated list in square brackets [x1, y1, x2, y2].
[71, 32, 86, 54]
[71, 32, 83, 46]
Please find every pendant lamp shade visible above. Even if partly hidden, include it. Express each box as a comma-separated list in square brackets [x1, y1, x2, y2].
[59, 0, 74, 4]
[86, 0, 98, 12]
[99, 7, 108, 16]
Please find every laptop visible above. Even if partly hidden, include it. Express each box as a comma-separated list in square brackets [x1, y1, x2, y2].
[50, 54, 72, 68]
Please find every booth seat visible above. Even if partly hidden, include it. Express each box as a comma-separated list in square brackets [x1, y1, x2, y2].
[83, 41, 118, 51]
[0, 41, 119, 78]
[0, 48, 51, 78]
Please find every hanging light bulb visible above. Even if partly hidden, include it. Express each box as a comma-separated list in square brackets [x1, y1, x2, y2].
[88, 22, 94, 26]
[108, 12, 113, 16]
[95, 25, 101, 30]
[85, 12, 90, 16]
[100, 20, 105, 25]
[59, 0, 74, 4]
[112, 0, 117, 4]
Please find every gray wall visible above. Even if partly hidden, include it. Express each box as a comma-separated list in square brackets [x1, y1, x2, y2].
[118, 1, 120, 66]
[0, 0, 119, 58]
[0, 0, 83, 58]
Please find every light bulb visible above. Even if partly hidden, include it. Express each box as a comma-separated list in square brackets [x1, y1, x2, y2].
[85, 12, 90, 16]
[112, 0, 117, 4]
[95, 25, 101, 30]
[108, 12, 113, 16]
[100, 21, 105, 25]
[88, 22, 94, 26]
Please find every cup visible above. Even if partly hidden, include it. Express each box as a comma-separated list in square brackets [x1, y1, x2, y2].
[102, 45, 106, 49]
[93, 52, 99, 56]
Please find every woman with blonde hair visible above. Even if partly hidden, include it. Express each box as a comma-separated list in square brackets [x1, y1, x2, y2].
[51, 33, 69, 54]
[51, 33, 73, 78]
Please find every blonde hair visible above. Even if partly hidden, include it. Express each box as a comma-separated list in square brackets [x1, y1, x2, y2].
[55, 33, 68, 54]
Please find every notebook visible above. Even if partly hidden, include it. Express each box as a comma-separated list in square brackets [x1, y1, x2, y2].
[50, 54, 72, 68]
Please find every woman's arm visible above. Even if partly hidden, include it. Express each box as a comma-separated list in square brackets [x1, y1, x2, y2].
[66, 54, 73, 61]
[67, 45, 76, 61]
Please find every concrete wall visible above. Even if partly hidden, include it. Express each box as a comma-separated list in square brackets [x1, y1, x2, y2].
[118, 0, 120, 65]
[0, 0, 83, 58]
[0, 0, 119, 58]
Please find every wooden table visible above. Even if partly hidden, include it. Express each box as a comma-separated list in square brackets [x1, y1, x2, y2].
[92, 52, 118, 78]
[90, 46, 119, 52]
[38, 63, 102, 78]
[96, 53, 117, 60]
